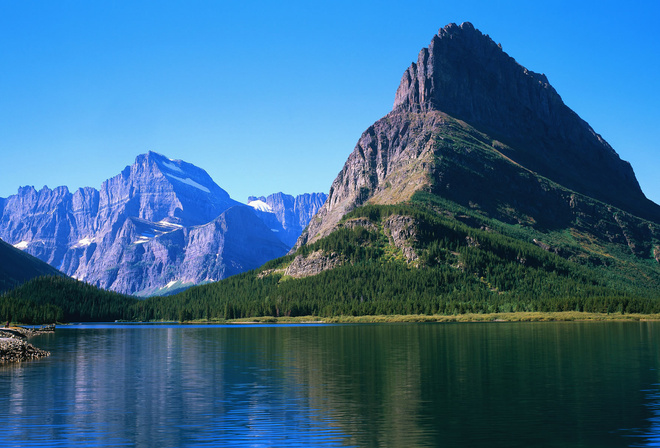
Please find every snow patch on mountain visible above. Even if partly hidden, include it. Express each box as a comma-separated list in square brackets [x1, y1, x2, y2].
[134, 236, 152, 245]
[157, 220, 183, 228]
[129, 218, 185, 246]
[161, 160, 184, 173]
[13, 241, 29, 250]
[248, 199, 273, 213]
[71, 237, 95, 248]
[165, 174, 211, 193]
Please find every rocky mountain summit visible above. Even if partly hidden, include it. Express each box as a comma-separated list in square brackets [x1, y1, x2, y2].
[0, 152, 325, 295]
[392, 22, 650, 218]
[298, 22, 660, 250]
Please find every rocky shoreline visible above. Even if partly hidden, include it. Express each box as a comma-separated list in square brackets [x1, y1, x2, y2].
[0, 326, 53, 363]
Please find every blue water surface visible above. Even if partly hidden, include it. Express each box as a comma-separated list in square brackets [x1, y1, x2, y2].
[2, 321, 660, 447]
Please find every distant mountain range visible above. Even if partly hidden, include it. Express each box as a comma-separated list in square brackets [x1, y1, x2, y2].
[0, 151, 326, 295]
[247, 193, 327, 248]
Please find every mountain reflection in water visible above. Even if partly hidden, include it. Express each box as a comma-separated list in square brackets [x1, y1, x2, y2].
[1, 322, 660, 447]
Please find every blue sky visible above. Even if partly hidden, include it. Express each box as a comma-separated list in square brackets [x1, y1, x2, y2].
[1, 0, 658, 205]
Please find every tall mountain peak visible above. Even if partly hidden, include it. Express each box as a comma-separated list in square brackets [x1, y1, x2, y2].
[393, 22, 548, 114]
[391, 22, 655, 220]
[98, 151, 239, 227]
[297, 22, 660, 249]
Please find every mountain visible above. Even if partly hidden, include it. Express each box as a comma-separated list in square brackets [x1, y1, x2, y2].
[247, 192, 328, 247]
[97, 151, 240, 227]
[392, 23, 655, 221]
[0, 151, 324, 296]
[298, 23, 660, 255]
[0, 237, 63, 293]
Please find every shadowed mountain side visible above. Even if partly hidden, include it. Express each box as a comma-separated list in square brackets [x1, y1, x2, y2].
[0, 238, 64, 292]
[248, 192, 328, 247]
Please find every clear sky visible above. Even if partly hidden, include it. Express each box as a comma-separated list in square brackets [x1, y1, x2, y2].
[1, 1, 658, 205]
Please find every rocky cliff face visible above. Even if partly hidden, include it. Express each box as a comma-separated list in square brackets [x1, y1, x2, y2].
[298, 22, 660, 251]
[296, 112, 444, 246]
[0, 152, 321, 295]
[393, 22, 655, 220]
[73, 206, 288, 295]
[96, 151, 239, 227]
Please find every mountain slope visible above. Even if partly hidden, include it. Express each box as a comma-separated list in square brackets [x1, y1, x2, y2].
[1, 275, 138, 323]
[78, 205, 289, 296]
[0, 238, 63, 293]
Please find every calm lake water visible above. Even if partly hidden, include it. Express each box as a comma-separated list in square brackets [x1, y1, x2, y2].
[1, 321, 660, 447]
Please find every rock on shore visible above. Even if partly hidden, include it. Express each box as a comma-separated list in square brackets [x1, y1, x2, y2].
[0, 327, 52, 363]
[0, 337, 50, 363]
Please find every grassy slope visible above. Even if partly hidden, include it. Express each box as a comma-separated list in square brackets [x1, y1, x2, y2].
[428, 117, 660, 284]
[410, 191, 660, 294]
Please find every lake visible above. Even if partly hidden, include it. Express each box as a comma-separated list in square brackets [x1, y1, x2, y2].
[1, 321, 660, 447]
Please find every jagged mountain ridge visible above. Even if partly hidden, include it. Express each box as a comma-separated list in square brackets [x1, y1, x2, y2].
[98, 152, 240, 227]
[295, 22, 660, 280]
[0, 152, 326, 295]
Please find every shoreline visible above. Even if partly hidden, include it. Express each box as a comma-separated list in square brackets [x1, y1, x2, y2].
[10, 311, 660, 327]
[194, 311, 660, 324]
[2, 313, 657, 362]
